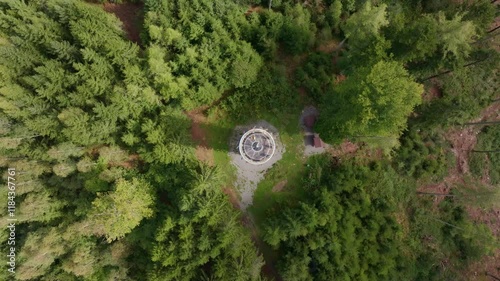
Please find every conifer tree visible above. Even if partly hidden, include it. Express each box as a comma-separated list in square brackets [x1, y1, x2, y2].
[86, 177, 155, 242]
[147, 164, 264, 281]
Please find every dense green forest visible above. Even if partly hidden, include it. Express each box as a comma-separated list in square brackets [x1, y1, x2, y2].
[0, 0, 498, 280]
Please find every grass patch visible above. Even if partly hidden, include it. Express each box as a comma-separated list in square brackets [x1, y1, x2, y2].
[202, 116, 238, 188]
[245, 109, 307, 223]
[205, 98, 308, 221]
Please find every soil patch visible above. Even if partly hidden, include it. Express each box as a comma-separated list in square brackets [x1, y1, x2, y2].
[223, 187, 241, 209]
[186, 108, 214, 166]
[272, 180, 287, 192]
[103, 3, 143, 44]
[278, 49, 308, 80]
[298, 87, 308, 104]
[467, 207, 500, 237]
[423, 83, 442, 102]
[464, 245, 500, 281]
[447, 126, 477, 174]
[315, 39, 338, 53]
[481, 154, 492, 185]
[335, 74, 346, 84]
[245, 5, 264, 15]
[447, 102, 500, 175]
[116, 154, 141, 169]
[329, 140, 359, 158]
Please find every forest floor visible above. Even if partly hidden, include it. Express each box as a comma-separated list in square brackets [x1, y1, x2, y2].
[418, 102, 500, 197]
[186, 108, 215, 166]
[418, 101, 500, 279]
[102, 2, 143, 45]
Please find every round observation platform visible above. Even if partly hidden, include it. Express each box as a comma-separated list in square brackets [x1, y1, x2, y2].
[238, 128, 276, 165]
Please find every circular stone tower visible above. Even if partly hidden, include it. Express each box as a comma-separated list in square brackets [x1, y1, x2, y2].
[238, 128, 276, 165]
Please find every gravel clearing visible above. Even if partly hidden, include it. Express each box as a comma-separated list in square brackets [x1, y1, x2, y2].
[229, 120, 284, 210]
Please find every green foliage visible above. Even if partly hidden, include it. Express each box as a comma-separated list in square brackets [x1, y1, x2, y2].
[222, 64, 298, 119]
[470, 125, 500, 185]
[61, 238, 99, 277]
[399, 196, 497, 281]
[280, 4, 316, 55]
[86, 177, 155, 242]
[316, 60, 423, 145]
[461, 0, 496, 33]
[0, 0, 497, 280]
[342, 1, 390, 67]
[262, 159, 403, 280]
[436, 12, 477, 60]
[147, 164, 264, 281]
[17, 228, 68, 281]
[135, 108, 195, 164]
[326, 0, 342, 32]
[414, 52, 499, 129]
[294, 52, 335, 102]
[394, 128, 453, 181]
[390, 14, 441, 63]
[243, 10, 284, 59]
[143, 0, 263, 109]
[17, 189, 66, 223]
[0, 0, 157, 148]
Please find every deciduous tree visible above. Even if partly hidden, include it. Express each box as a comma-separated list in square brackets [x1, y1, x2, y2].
[316, 61, 423, 145]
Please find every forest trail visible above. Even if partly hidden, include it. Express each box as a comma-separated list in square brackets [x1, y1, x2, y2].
[186, 108, 214, 166]
[102, 2, 143, 45]
[224, 185, 282, 280]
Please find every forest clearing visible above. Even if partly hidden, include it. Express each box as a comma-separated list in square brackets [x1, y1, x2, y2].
[0, 0, 499, 281]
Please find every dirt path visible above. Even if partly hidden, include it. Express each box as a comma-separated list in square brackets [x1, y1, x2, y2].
[102, 3, 143, 45]
[223, 186, 282, 280]
[186, 108, 214, 166]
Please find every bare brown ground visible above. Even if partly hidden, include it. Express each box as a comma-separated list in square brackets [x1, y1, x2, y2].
[186, 108, 214, 166]
[465, 248, 500, 280]
[315, 39, 338, 53]
[468, 207, 500, 237]
[116, 154, 141, 169]
[272, 180, 287, 192]
[223, 187, 240, 209]
[102, 3, 143, 44]
[329, 141, 359, 158]
[481, 154, 492, 185]
[335, 73, 346, 84]
[281, 52, 309, 79]
[245, 5, 264, 16]
[423, 82, 442, 103]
